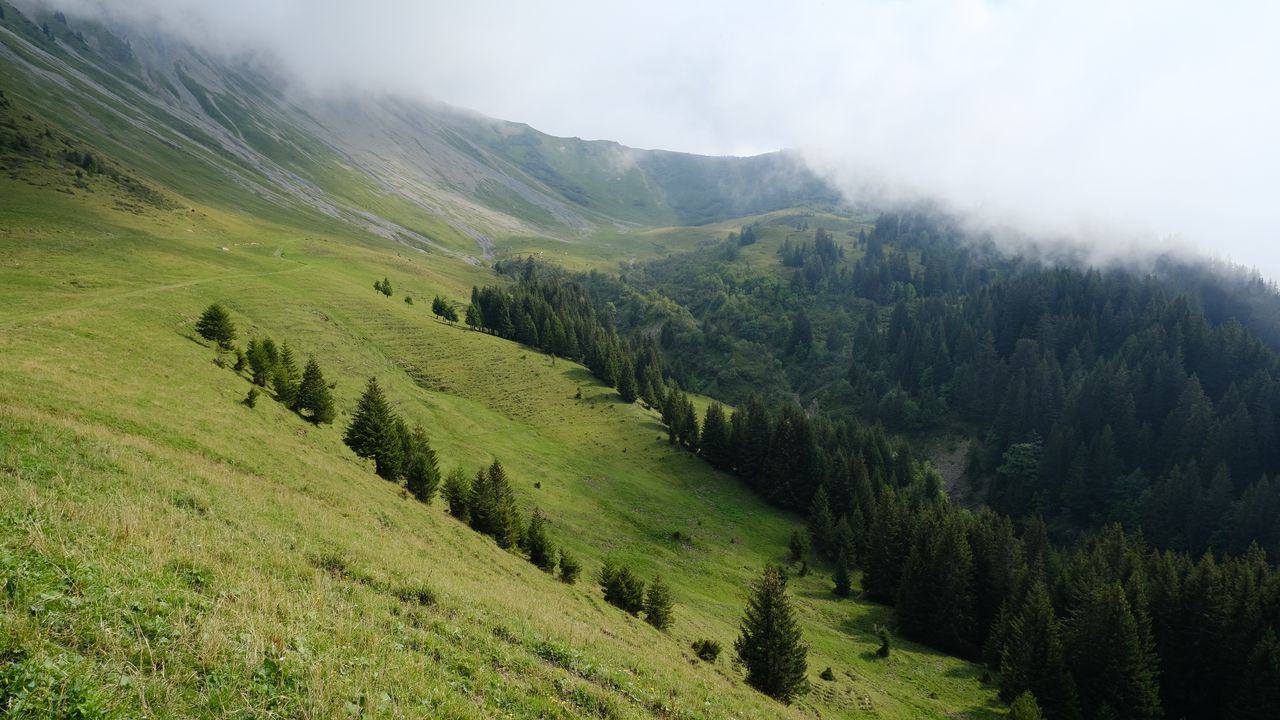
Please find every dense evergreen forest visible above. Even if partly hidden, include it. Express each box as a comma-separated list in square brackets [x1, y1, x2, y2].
[464, 210, 1280, 719]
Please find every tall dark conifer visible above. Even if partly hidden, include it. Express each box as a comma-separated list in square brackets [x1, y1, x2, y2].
[292, 357, 334, 424]
[343, 377, 403, 480]
[735, 566, 809, 703]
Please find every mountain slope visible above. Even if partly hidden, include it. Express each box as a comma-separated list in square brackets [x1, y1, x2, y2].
[0, 167, 999, 718]
[0, 0, 836, 261]
[0, 3, 1002, 719]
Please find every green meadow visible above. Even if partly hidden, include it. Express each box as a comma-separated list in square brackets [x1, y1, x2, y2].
[0, 157, 1002, 718]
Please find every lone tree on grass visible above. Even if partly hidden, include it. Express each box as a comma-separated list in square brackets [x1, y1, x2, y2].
[292, 358, 335, 424]
[196, 303, 236, 349]
[735, 565, 809, 703]
[374, 277, 392, 297]
[644, 574, 674, 630]
[344, 377, 403, 480]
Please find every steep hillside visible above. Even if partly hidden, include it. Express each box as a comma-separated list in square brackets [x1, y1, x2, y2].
[0, 0, 836, 263]
[0, 141, 1000, 718]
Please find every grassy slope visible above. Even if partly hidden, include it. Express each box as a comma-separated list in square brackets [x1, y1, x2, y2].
[0, 134, 1000, 720]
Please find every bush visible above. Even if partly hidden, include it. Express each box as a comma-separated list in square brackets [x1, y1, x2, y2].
[244, 388, 260, 408]
[876, 625, 891, 658]
[820, 667, 836, 681]
[692, 638, 721, 662]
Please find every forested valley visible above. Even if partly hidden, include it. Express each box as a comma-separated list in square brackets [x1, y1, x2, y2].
[461, 210, 1280, 720]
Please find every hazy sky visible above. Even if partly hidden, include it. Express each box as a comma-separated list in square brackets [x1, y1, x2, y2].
[52, 0, 1280, 278]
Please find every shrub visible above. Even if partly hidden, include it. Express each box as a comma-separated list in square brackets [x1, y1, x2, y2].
[243, 388, 260, 408]
[876, 625, 891, 658]
[692, 639, 721, 663]
[820, 667, 836, 681]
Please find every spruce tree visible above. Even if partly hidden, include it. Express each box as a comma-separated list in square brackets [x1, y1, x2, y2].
[271, 342, 300, 406]
[196, 303, 236, 349]
[343, 377, 403, 480]
[598, 560, 646, 615]
[788, 529, 808, 562]
[1229, 628, 1280, 720]
[1065, 582, 1161, 720]
[523, 507, 556, 572]
[735, 565, 809, 703]
[465, 303, 481, 329]
[247, 337, 274, 387]
[486, 460, 521, 549]
[557, 549, 581, 584]
[468, 467, 493, 534]
[833, 550, 853, 598]
[402, 425, 440, 503]
[442, 468, 470, 521]
[618, 355, 639, 403]
[644, 574, 674, 630]
[292, 357, 335, 424]
[1008, 692, 1045, 720]
[998, 580, 1080, 720]
[807, 484, 835, 559]
[700, 402, 732, 470]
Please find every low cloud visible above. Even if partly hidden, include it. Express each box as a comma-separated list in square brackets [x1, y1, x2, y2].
[43, 0, 1280, 279]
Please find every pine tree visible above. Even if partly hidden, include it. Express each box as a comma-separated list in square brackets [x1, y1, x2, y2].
[196, 303, 236, 349]
[998, 580, 1080, 720]
[1008, 692, 1045, 720]
[1065, 582, 1161, 720]
[402, 425, 440, 503]
[788, 529, 808, 562]
[442, 468, 470, 521]
[598, 560, 646, 615]
[465, 303, 481, 329]
[735, 566, 809, 703]
[247, 337, 274, 387]
[679, 395, 700, 450]
[468, 467, 493, 533]
[700, 402, 732, 470]
[644, 574, 675, 630]
[1229, 628, 1280, 719]
[485, 460, 521, 549]
[523, 507, 556, 572]
[271, 342, 300, 406]
[833, 550, 853, 598]
[292, 357, 335, 424]
[557, 549, 581, 584]
[807, 484, 835, 559]
[618, 354, 639, 403]
[343, 377, 403, 480]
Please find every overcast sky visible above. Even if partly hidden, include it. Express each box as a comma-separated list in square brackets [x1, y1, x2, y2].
[52, 0, 1280, 278]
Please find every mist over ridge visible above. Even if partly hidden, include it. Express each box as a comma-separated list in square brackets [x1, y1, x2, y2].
[34, 0, 1280, 280]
